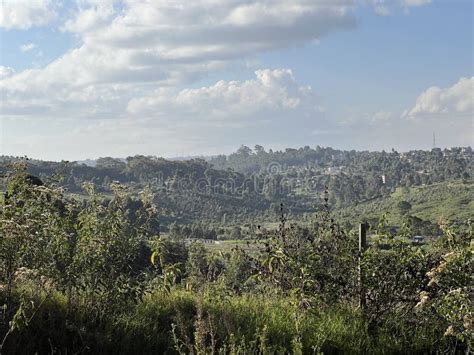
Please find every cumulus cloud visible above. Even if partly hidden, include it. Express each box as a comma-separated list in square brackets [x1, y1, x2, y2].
[0, 0, 444, 159]
[2, 1, 355, 89]
[0, 0, 355, 123]
[405, 77, 474, 118]
[127, 69, 316, 120]
[0, 0, 57, 30]
[1, 0, 429, 117]
[1, 68, 321, 126]
[62, 0, 116, 34]
[1, 69, 330, 160]
[0, 66, 14, 79]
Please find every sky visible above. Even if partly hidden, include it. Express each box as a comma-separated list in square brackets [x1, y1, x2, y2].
[0, 0, 473, 161]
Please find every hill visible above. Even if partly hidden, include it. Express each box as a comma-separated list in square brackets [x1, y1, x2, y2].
[333, 179, 474, 231]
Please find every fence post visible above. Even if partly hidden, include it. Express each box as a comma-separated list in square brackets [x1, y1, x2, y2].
[359, 223, 368, 310]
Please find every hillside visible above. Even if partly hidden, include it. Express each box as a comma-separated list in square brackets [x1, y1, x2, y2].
[1, 147, 472, 233]
[333, 179, 474, 229]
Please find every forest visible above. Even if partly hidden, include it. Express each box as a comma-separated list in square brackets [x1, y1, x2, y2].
[0, 146, 473, 354]
[1, 145, 472, 224]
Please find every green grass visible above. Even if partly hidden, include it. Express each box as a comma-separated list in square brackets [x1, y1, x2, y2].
[3, 289, 445, 354]
[333, 179, 474, 227]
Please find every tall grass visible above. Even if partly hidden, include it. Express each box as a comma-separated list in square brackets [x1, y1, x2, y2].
[2, 287, 443, 354]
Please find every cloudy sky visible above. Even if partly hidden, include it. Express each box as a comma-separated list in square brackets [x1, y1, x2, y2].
[0, 0, 472, 161]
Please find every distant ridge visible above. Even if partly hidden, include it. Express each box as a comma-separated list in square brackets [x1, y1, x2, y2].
[167, 155, 215, 161]
[76, 159, 98, 167]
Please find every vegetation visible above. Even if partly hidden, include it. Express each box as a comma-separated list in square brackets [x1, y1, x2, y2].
[1, 145, 472, 230]
[1, 159, 472, 354]
[334, 179, 474, 232]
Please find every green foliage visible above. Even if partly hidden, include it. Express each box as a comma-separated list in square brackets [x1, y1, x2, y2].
[2, 146, 472, 227]
[251, 207, 359, 306]
[397, 200, 412, 215]
[335, 180, 474, 229]
[1, 163, 156, 323]
[1, 163, 472, 353]
[419, 224, 474, 347]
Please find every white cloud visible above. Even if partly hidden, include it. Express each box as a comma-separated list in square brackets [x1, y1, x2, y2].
[370, 0, 430, 16]
[0, 0, 355, 122]
[371, 0, 391, 16]
[401, 0, 432, 7]
[62, 0, 116, 34]
[1, 0, 429, 116]
[127, 69, 315, 120]
[20, 43, 37, 52]
[371, 110, 393, 123]
[405, 77, 474, 118]
[1, 68, 331, 159]
[0, 66, 14, 79]
[31, 1, 355, 87]
[373, 5, 390, 16]
[0, 0, 57, 30]
[0, 0, 447, 159]
[1, 67, 320, 126]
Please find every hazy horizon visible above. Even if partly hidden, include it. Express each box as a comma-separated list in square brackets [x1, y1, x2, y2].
[2, 142, 472, 164]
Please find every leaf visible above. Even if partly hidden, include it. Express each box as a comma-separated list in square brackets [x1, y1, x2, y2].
[151, 251, 157, 266]
[269, 257, 274, 273]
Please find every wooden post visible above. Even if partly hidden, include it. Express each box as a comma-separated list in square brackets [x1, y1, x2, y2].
[359, 223, 368, 310]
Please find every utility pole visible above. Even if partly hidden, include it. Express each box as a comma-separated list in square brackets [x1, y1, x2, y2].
[359, 223, 368, 310]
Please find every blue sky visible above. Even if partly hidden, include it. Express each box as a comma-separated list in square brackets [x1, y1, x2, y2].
[0, 0, 472, 160]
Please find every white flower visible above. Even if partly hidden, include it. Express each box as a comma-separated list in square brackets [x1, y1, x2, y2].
[448, 288, 461, 295]
[444, 325, 454, 337]
[415, 291, 429, 309]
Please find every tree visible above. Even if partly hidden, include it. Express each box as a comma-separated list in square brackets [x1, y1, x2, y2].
[96, 157, 126, 171]
[230, 226, 242, 240]
[398, 200, 412, 215]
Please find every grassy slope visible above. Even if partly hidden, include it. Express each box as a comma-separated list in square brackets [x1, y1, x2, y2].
[333, 179, 474, 226]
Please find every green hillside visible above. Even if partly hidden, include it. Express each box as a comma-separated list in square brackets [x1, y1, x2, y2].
[333, 179, 474, 227]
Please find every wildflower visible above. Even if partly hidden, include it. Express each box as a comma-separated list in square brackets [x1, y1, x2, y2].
[444, 325, 454, 337]
[448, 288, 461, 295]
[426, 270, 435, 279]
[415, 291, 429, 309]
[462, 313, 473, 331]
[435, 261, 447, 274]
